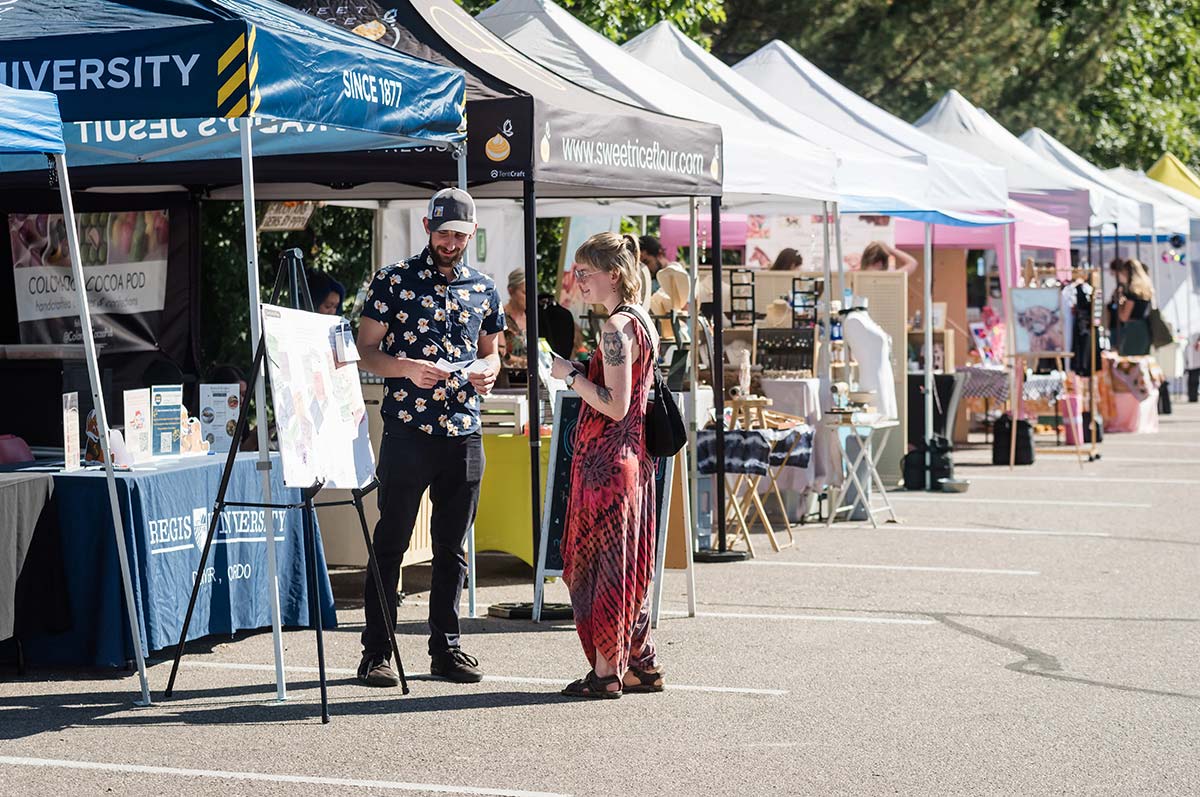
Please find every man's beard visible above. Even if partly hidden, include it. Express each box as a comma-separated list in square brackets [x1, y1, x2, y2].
[429, 239, 462, 270]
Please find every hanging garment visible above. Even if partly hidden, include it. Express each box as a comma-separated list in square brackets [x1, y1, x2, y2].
[1072, 282, 1095, 377]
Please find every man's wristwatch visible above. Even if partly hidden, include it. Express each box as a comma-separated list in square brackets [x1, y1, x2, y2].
[564, 370, 577, 388]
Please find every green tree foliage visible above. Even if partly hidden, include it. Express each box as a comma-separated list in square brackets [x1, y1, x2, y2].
[709, 0, 1200, 169]
[460, 0, 725, 44]
[1073, 0, 1200, 168]
[199, 203, 374, 372]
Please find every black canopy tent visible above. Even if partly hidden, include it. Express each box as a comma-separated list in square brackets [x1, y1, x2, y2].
[1, 0, 725, 599]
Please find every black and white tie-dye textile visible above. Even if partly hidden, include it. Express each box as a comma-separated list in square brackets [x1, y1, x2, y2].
[696, 427, 813, 476]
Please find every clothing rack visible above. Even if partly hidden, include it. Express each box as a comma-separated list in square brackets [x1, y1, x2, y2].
[1024, 263, 1103, 461]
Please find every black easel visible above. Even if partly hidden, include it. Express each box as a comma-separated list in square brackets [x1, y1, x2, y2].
[164, 249, 408, 724]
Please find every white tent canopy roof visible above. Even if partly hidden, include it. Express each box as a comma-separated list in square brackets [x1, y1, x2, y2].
[733, 40, 1008, 213]
[476, 0, 839, 208]
[1106, 166, 1200, 226]
[1020, 128, 1183, 234]
[621, 21, 931, 210]
[915, 90, 1130, 230]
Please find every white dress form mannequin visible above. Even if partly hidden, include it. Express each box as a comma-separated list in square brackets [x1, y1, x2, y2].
[841, 308, 898, 419]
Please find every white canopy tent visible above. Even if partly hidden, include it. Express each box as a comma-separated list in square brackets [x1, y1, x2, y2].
[1020, 128, 1187, 237]
[733, 41, 1008, 214]
[915, 90, 1134, 231]
[622, 21, 931, 210]
[475, 0, 839, 213]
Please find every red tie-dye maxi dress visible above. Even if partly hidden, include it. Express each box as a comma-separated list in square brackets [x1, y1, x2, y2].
[563, 314, 657, 675]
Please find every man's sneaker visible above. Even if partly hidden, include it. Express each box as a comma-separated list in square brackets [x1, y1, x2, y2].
[430, 648, 483, 683]
[357, 654, 400, 687]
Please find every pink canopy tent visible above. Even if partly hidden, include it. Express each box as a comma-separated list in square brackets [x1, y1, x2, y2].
[659, 213, 748, 260]
[894, 199, 1071, 283]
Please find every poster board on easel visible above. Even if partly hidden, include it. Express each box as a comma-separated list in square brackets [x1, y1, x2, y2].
[1007, 288, 1085, 468]
[260, 303, 375, 489]
[533, 391, 677, 622]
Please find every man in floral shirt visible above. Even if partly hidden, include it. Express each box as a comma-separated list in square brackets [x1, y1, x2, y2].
[355, 188, 504, 686]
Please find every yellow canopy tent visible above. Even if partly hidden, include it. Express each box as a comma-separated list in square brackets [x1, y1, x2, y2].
[1148, 152, 1200, 200]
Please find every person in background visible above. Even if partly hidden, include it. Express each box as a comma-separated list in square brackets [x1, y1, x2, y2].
[549, 232, 663, 699]
[354, 187, 503, 688]
[1186, 332, 1200, 403]
[770, 247, 803, 271]
[306, 270, 346, 315]
[1109, 257, 1154, 356]
[638, 235, 669, 295]
[500, 267, 529, 370]
[859, 241, 918, 275]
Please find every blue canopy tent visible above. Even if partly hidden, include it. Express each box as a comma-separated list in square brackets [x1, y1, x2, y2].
[0, 84, 154, 703]
[0, 0, 467, 702]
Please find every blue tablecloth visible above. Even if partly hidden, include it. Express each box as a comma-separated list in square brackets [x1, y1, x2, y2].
[19, 453, 336, 667]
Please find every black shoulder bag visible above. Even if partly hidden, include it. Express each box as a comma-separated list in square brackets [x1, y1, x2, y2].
[614, 305, 687, 457]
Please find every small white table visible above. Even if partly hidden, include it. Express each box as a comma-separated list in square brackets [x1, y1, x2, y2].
[823, 415, 901, 528]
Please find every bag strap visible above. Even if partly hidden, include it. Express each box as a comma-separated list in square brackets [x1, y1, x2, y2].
[613, 304, 662, 390]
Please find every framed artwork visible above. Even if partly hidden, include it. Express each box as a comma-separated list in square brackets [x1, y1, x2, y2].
[1011, 288, 1068, 355]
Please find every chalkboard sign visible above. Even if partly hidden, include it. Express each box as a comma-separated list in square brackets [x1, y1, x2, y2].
[534, 391, 674, 620]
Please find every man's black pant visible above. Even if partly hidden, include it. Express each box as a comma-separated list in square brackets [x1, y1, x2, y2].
[362, 422, 484, 658]
[1188, 369, 1200, 402]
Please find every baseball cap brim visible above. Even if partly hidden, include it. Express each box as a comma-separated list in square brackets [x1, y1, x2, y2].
[430, 220, 477, 235]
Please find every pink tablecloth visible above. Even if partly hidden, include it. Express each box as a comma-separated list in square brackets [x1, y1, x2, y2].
[1106, 392, 1159, 434]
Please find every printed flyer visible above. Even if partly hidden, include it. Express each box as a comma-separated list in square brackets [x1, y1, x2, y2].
[199, 383, 241, 454]
[150, 384, 183, 456]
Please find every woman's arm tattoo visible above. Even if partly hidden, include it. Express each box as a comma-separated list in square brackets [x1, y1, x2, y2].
[595, 385, 613, 403]
[601, 330, 626, 366]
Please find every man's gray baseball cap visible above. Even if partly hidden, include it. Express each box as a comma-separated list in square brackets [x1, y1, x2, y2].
[427, 188, 477, 235]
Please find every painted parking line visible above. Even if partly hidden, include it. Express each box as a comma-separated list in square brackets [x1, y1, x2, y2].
[1077, 457, 1200, 465]
[181, 660, 789, 696]
[964, 474, 1200, 486]
[840, 524, 1110, 538]
[885, 495, 1150, 509]
[659, 609, 934, 626]
[0, 755, 568, 797]
[744, 561, 1039, 576]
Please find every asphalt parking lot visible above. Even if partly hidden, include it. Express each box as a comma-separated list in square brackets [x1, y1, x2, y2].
[3, 407, 1198, 796]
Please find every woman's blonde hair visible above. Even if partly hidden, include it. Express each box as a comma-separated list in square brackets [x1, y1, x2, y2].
[574, 232, 643, 304]
[1112, 257, 1155, 301]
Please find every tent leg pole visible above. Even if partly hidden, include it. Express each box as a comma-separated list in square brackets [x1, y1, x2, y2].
[923, 223, 934, 488]
[687, 197, 699, 610]
[694, 197, 744, 563]
[522, 181, 543, 596]
[56, 154, 151, 707]
[456, 145, 478, 616]
[833, 201, 845, 304]
[240, 119, 286, 702]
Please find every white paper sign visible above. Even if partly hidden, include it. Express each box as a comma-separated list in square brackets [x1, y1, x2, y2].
[63, 391, 80, 471]
[199, 383, 240, 454]
[123, 388, 152, 462]
[261, 303, 374, 489]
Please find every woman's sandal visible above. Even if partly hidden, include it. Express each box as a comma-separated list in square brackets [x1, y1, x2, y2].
[622, 667, 665, 694]
[560, 670, 623, 699]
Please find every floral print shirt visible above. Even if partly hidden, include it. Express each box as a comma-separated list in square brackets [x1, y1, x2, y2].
[361, 247, 505, 436]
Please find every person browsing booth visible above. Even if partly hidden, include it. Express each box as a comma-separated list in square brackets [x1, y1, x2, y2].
[355, 188, 504, 686]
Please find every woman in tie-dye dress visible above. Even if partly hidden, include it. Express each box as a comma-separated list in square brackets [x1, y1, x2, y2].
[550, 232, 662, 698]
